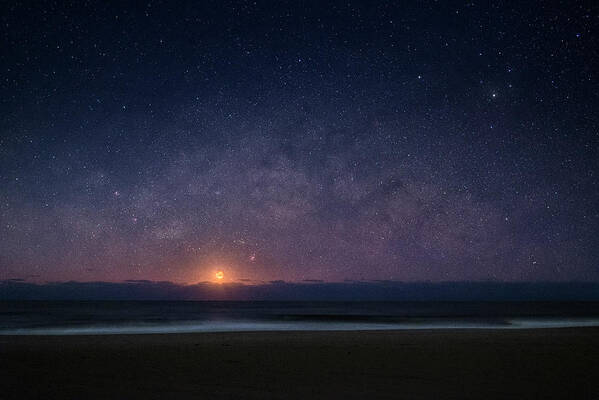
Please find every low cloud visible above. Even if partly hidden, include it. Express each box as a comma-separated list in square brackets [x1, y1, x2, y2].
[1, 280, 598, 301]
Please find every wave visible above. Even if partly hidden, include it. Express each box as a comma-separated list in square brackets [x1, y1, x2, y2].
[2, 317, 599, 335]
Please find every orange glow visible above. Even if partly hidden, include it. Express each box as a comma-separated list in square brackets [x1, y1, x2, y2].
[215, 270, 224, 280]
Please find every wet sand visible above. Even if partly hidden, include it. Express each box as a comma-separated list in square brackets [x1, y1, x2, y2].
[2, 328, 598, 399]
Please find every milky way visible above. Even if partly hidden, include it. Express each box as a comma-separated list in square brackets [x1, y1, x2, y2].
[1, 1, 597, 283]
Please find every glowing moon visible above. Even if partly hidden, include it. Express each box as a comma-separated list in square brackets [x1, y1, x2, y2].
[215, 270, 224, 280]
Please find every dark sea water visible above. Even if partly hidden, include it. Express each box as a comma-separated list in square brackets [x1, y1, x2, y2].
[1, 301, 599, 335]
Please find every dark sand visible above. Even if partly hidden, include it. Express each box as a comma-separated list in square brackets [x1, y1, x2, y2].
[2, 328, 599, 399]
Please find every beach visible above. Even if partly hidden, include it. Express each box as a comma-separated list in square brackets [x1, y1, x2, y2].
[2, 328, 598, 399]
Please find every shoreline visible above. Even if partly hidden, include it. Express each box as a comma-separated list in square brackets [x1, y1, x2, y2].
[3, 317, 599, 336]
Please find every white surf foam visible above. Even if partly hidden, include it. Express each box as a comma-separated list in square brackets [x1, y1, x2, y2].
[2, 318, 599, 335]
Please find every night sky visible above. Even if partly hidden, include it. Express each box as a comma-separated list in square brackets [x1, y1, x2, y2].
[1, 1, 598, 285]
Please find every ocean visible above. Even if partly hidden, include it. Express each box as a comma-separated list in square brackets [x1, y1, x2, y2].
[2, 301, 599, 335]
